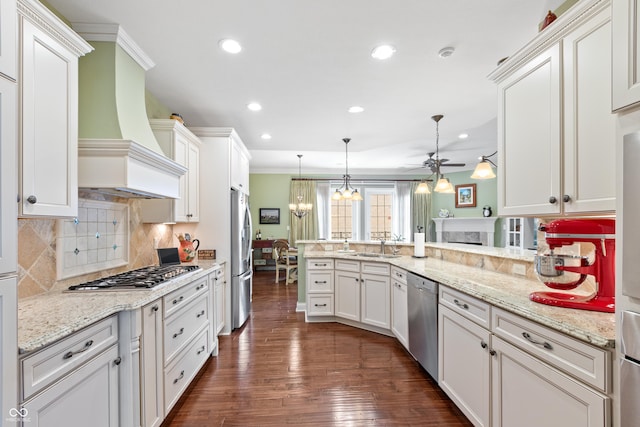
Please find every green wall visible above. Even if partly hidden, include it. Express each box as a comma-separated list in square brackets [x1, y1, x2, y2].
[249, 174, 294, 241]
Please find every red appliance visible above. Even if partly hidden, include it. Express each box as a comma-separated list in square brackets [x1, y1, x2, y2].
[530, 218, 615, 313]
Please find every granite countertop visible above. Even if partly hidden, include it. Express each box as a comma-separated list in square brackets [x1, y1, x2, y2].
[17, 260, 223, 354]
[304, 250, 615, 349]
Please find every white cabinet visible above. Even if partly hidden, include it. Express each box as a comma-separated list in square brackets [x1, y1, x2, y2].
[334, 260, 390, 329]
[612, 0, 640, 110]
[231, 138, 250, 194]
[491, 0, 615, 216]
[20, 315, 120, 427]
[0, 276, 17, 422]
[17, 0, 92, 217]
[505, 217, 535, 250]
[438, 291, 492, 427]
[142, 120, 201, 223]
[0, 71, 16, 275]
[215, 263, 226, 335]
[207, 266, 222, 354]
[140, 301, 164, 427]
[391, 267, 408, 349]
[0, 0, 15, 79]
[306, 258, 335, 317]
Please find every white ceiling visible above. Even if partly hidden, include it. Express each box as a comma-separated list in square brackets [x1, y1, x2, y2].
[47, 0, 561, 175]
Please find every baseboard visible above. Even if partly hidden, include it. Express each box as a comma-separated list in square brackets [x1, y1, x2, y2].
[296, 301, 306, 312]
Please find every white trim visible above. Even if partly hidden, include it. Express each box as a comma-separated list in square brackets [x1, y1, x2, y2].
[296, 301, 306, 312]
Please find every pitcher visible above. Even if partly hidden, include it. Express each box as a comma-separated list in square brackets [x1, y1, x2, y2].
[179, 238, 200, 262]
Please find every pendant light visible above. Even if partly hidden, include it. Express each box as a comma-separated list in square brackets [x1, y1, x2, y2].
[332, 138, 363, 201]
[471, 151, 497, 179]
[289, 154, 313, 218]
[430, 114, 455, 193]
[415, 180, 431, 194]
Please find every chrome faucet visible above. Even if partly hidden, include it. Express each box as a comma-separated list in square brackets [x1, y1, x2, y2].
[380, 239, 386, 255]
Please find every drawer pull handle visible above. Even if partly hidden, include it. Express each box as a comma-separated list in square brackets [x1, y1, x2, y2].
[173, 370, 185, 384]
[113, 356, 122, 366]
[173, 296, 184, 305]
[522, 332, 553, 350]
[315, 281, 327, 284]
[453, 299, 469, 310]
[197, 345, 206, 355]
[152, 304, 159, 312]
[314, 303, 327, 307]
[63, 340, 94, 359]
[196, 310, 206, 318]
[196, 284, 205, 290]
[173, 328, 185, 339]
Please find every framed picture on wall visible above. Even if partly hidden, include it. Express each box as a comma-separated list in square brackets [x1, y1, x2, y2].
[455, 184, 477, 208]
[259, 208, 280, 224]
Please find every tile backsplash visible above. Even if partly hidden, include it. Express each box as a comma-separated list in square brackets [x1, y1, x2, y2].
[17, 192, 175, 299]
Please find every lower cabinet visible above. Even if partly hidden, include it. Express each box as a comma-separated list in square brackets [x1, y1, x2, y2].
[306, 258, 335, 317]
[214, 265, 225, 335]
[438, 284, 611, 427]
[140, 301, 164, 427]
[390, 266, 408, 349]
[20, 315, 120, 427]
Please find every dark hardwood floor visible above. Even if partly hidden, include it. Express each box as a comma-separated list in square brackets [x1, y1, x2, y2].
[163, 271, 473, 426]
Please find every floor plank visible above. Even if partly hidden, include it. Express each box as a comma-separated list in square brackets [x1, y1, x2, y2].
[163, 271, 472, 426]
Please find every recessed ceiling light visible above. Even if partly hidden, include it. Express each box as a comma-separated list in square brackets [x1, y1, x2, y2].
[458, 133, 469, 139]
[348, 106, 364, 113]
[371, 45, 396, 60]
[247, 102, 262, 111]
[219, 39, 242, 54]
[261, 133, 272, 140]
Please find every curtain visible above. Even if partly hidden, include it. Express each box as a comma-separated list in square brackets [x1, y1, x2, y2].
[289, 180, 318, 245]
[411, 182, 432, 241]
[316, 181, 331, 239]
[395, 182, 412, 242]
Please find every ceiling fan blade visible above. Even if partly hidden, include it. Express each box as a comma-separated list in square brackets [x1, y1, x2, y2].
[441, 162, 466, 167]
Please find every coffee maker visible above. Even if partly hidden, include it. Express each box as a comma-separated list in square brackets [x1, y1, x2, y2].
[531, 218, 615, 313]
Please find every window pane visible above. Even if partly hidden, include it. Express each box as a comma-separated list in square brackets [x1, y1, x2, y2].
[369, 192, 392, 240]
[331, 198, 353, 240]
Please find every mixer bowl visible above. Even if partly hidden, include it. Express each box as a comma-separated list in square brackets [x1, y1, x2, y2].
[534, 254, 589, 290]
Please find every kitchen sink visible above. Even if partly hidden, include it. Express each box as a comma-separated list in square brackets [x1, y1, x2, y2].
[350, 253, 401, 259]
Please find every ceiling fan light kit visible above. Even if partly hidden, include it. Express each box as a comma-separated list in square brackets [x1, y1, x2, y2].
[333, 138, 362, 201]
[471, 151, 497, 179]
[290, 154, 313, 218]
[415, 114, 459, 194]
[415, 180, 431, 194]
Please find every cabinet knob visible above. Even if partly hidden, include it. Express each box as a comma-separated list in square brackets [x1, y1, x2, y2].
[27, 195, 37, 204]
[152, 304, 159, 312]
[562, 194, 571, 203]
[113, 356, 122, 366]
[480, 341, 488, 349]
[489, 349, 497, 356]
[548, 196, 557, 204]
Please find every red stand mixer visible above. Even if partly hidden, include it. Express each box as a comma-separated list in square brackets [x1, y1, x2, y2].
[531, 218, 615, 313]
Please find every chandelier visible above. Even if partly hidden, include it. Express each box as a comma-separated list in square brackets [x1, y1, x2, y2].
[431, 114, 455, 194]
[332, 138, 363, 201]
[289, 154, 313, 218]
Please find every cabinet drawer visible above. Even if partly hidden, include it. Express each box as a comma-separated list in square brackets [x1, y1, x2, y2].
[391, 266, 407, 284]
[307, 295, 334, 316]
[492, 307, 610, 392]
[164, 328, 209, 413]
[362, 261, 390, 276]
[21, 315, 118, 400]
[307, 271, 333, 293]
[439, 286, 491, 329]
[164, 294, 209, 364]
[307, 258, 334, 270]
[335, 259, 360, 272]
[164, 276, 208, 318]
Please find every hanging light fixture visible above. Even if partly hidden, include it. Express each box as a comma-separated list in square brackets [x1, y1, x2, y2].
[332, 138, 363, 201]
[415, 180, 431, 194]
[289, 154, 313, 218]
[471, 151, 497, 179]
[430, 114, 455, 193]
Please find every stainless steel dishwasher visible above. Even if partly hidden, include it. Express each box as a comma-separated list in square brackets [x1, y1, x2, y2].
[407, 272, 439, 380]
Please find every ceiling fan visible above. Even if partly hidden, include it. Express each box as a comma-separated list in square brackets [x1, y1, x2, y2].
[410, 114, 465, 174]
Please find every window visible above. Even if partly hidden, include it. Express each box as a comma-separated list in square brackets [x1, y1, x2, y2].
[366, 191, 393, 241]
[331, 198, 353, 240]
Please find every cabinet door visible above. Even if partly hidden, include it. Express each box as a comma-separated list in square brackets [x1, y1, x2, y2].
[334, 270, 360, 321]
[1, 276, 17, 423]
[141, 301, 164, 427]
[563, 7, 615, 213]
[391, 280, 408, 349]
[491, 336, 609, 427]
[0, 76, 16, 275]
[361, 272, 390, 329]
[215, 269, 225, 335]
[173, 135, 189, 222]
[438, 305, 491, 427]
[0, 0, 16, 79]
[22, 345, 120, 427]
[19, 18, 78, 217]
[497, 44, 561, 217]
[612, 0, 640, 110]
[186, 140, 200, 221]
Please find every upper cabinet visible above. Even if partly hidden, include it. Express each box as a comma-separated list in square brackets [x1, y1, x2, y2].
[231, 137, 250, 195]
[0, 0, 15, 79]
[17, 0, 92, 217]
[0, 67, 16, 276]
[612, 0, 640, 110]
[141, 119, 201, 223]
[489, 0, 615, 217]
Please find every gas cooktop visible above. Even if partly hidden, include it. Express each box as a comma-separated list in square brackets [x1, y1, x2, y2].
[68, 265, 201, 291]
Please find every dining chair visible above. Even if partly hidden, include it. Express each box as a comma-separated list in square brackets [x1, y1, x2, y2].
[272, 239, 298, 284]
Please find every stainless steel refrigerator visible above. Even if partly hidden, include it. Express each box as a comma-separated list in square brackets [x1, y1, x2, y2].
[231, 189, 253, 329]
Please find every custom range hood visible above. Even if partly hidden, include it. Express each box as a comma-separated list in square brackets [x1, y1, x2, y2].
[74, 24, 186, 198]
